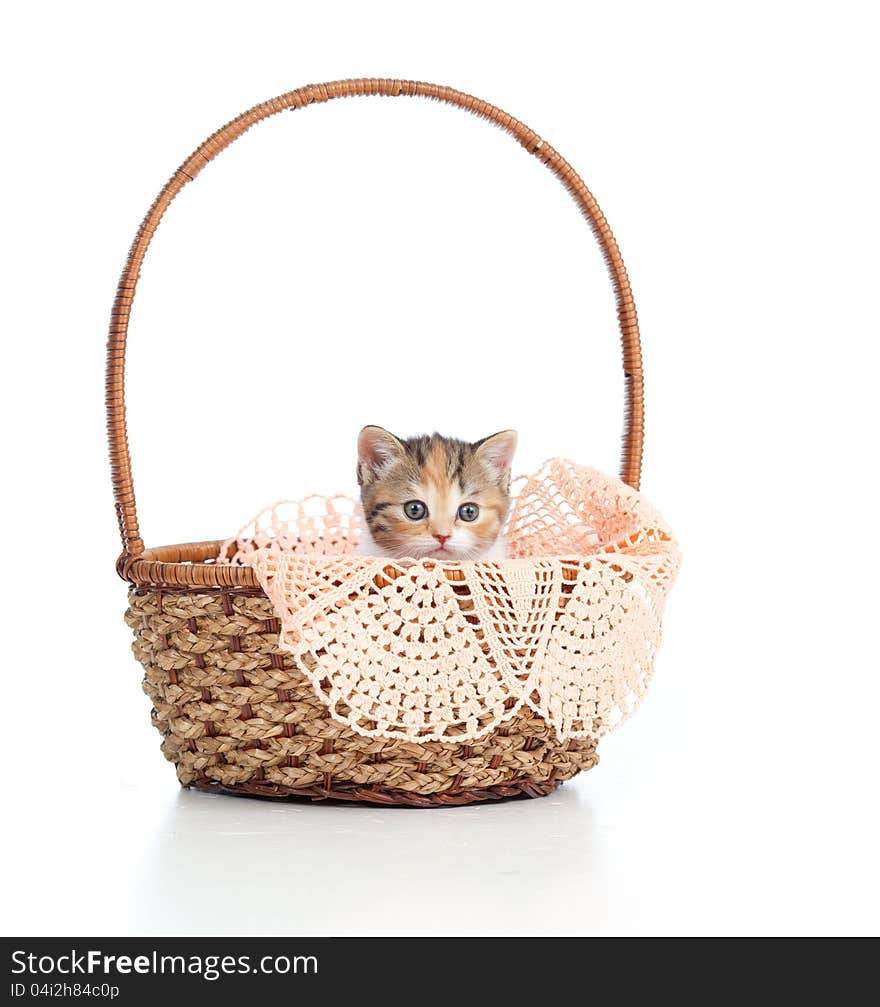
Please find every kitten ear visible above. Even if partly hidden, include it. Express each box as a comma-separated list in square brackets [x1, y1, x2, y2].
[357, 425, 405, 485]
[474, 429, 518, 479]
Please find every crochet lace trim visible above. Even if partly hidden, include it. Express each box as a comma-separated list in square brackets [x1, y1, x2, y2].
[220, 459, 680, 743]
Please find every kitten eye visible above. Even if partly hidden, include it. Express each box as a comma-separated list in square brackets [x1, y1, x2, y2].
[458, 503, 480, 522]
[403, 500, 428, 520]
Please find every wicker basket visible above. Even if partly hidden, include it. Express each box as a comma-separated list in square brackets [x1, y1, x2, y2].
[108, 78, 648, 807]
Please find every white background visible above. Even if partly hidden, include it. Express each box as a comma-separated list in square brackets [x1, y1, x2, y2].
[2, 0, 878, 936]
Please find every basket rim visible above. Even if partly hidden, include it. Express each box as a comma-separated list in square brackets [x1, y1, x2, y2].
[119, 536, 671, 589]
[119, 540, 259, 588]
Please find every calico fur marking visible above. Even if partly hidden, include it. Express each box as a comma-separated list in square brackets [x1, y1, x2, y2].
[356, 426, 517, 561]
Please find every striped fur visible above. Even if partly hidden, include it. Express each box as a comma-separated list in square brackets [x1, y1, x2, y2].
[357, 427, 517, 560]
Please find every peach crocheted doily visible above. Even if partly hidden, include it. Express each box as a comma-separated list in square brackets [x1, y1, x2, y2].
[220, 459, 680, 743]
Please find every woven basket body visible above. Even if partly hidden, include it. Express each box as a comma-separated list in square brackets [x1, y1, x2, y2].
[126, 571, 598, 805]
[109, 79, 649, 806]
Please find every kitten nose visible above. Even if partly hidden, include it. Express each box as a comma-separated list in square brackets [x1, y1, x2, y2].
[434, 534, 451, 546]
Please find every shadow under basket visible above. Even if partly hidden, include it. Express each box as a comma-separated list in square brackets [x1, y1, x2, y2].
[109, 79, 654, 806]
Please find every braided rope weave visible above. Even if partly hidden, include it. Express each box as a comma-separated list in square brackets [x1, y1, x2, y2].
[127, 589, 598, 802]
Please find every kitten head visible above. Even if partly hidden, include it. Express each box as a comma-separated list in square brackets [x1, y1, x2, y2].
[357, 426, 517, 560]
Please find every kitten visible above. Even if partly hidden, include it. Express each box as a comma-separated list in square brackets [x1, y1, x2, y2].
[356, 426, 517, 561]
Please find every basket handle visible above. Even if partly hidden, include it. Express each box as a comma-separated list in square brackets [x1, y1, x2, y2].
[107, 78, 644, 560]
